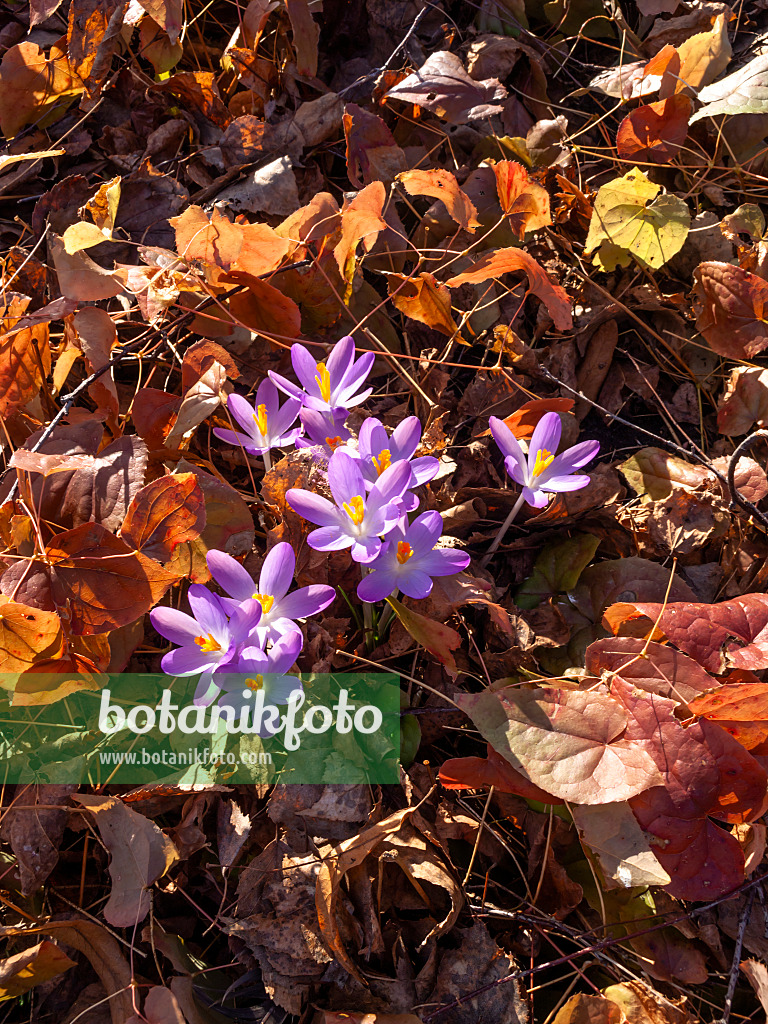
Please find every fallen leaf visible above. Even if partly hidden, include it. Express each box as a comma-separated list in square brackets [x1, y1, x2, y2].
[602, 980, 695, 1024]
[228, 274, 302, 340]
[384, 50, 507, 124]
[740, 960, 768, 1016]
[439, 744, 564, 803]
[616, 96, 691, 163]
[120, 473, 206, 562]
[585, 637, 716, 705]
[690, 51, 768, 123]
[0, 293, 51, 418]
[571, 802, 671, 888]
[0, 41, 82, 139]
[689, 682, 768, 750]
[49, 234, 124, 301]
[333, 180, 388, 283]
[0, 599, 62, 672]
[584, 166, 690, 271]
[457, 686, 663, 804]
[388, 596, 462, 678]
[0, 784, 74, 893]
[344, 103, 404, 188]
[551, 993, 624, 1024]
[0, 941, 75, 1001]
[398, 169, 480, 233]
[693, 261, 768, 359]
[603, 593, 768, 674]
[619, 446, 709, 500]
[676, 12, 731, 91]
[492, 160, 552, 237]
[286, 0, 319, 77]
[389, 272, 458, 336]
[73, 794, 178, 928]
[516, 533, 600, 609]
[73, 306, 118, 418]
[444, 247, 573, 330]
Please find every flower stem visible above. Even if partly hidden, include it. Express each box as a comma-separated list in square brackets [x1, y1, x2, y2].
[262, 449, 272, 474]
[361, 567, 374, 651]
[378, 591, 399, 637]
[480, 492, 526, 569]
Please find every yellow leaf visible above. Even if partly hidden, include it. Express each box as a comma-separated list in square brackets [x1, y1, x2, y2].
[62, 221, 112, 254]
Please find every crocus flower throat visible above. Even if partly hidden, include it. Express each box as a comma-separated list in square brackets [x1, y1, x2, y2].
[195, 633, 221, 653]
[253, 404, 268, 437]
[532, 448, 554, 477]
[344, 495, 365, 525]
[396, 541, 413, 564]
[372, 449, 391, 475]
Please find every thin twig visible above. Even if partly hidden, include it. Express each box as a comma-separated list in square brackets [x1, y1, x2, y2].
[713, 886, 756, 1024]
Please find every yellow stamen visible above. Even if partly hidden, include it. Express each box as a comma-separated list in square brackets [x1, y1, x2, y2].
[315, 362, 331, 403]
[325, 435, 343, 450]
[252, 592, 274, 614]
[194, 634, 221, 654]
[372, 448, 391, 475]
[252, 403, 268, 437]
[396, 541, 413, 565]
[245, 674, 264, 691]
[531, 448, 555, 478]
[343, 494, 365, 525]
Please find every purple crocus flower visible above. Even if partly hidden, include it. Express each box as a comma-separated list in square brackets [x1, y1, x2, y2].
[207, 543, 336, 644]
[213, 379, 302, 459]
[357, 512, 470, 602]
[216, 631, 304, 731]
[294, 407, 352, 456]
[338, 416, 438, 512]
[150, 586, 263, 705]
[287, 451, 410, 563]
[489, 412, 599, 509]
[269, 335, 374, 414]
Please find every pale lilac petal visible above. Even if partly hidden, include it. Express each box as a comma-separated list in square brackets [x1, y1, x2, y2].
[529, 413, 561, 466]
[540, 473, 591, 492]
[207, 551, 256, 602]
[390, 417, 420, 460]
[228, 598, 263, 639]
[255, 378, 279, 419]
[259, 616, 302, 643]
[291, 343, 322, 395]
[523, 485, 549, 508]
[399, 491, 420, 513]
[350, 534, 382, 563]
[308, 525, 352, 551]
[213, 427, 261, 452]
[331, 385, 372, 409]
[337, 349, 373, 393]
[287, 488, 339, 527]
[326, 335, 354, 384]
[275, 426, 303, 447]
[489, 416, 526, 466]
[227, 393, 260, 435]
[357, 417, 378, 458]
[193, 672, 220, 707]
[265, 675, 303, 704]
[367, 421, 391, 462]
[547, 440, 600, 475]
[398, 569, 433, 600]
[504, 455, 527, 487]
[270, 397, 302, 436]
[278, 585, 335, 619]
[268, 630, 303, 673]
[259, 543, 295, 600]
[407, 511, 443, 553]
[236, 645, 269, 673]
[188, 585, 229, 638]
[327, 451, 366, 506]
[373, 460, 411, 503]
[417, 549, 470, 576]
[161, 646, 212, 676]
[150, 607, 203, 646]
[409, 456, 439, 486]
[268, 370, 305, 402]
[357, 568, 399, 602]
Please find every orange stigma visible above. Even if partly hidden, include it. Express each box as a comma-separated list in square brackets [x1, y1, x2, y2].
[396, 541, 413, 565]
[343, 495, 365, 525]
[325, 435, 343, 450]
[252, 592, 274, 614]
[194, 634, 221, 654]
[253, 403, 268, 437]
[315, 362, 331, 403]
[245, 674, 264, 691]
[372, 448, 391, 475]
[531, 448, 554, 478]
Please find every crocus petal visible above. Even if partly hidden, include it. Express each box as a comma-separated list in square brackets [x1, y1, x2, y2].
[330, 385, 372, 410]
[161, 646, 213, 676]
[522, 485, 549, 508]
[188, 585, 229, 639]
[264, 675, 303, 705]
[407, 510, 444, 553]
[258, 616, 302, 644]
[259, 543, 295, 601]
[236, 645, 269, 673]
[207, 550, 256, 602]
[270, 398, 302, 436]
[357, 568, 399, 602]
[356, 417, 378, 458]
[268, 630, 304, 673]
[373, 459, 411, 503]
[268, 370, 305, 403]
[504, 455, 528, 488]
[308, 525, 352, 551]
[390, 417, 421, 460]
[212, 428, 263, 453]
[416, 549, 471, 576]
[286, 488, 340, 527]
[278, 585, 336, 619]
[327, 451, 366, 506]
[193, 673, 221, 707]
[326, 335, 354, 384]
[398, 569, 434, 600]
[228, 598, 263, 639]
[410, 456, 439, 486]
[255, 378, 280, 419]
[291, 342, 322, 395]
[539, 473, 592, 492]
[489, 416, 527, 466]
[337, 349, 374, 395]
[150, 607, 204, 646]
[528, 413, 562, 468]
[350, 534, 382, 563]
[547, 440, 600, 475]
[227, 393, 260, 435]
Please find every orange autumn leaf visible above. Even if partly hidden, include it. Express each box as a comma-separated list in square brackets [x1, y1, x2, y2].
[500, 398, 575, 439]
[397, 169, 480, 233]
[120, 473, 206, 563]
[690, 683, 768, 751]
[492, 161, 552, 238]
[0, 599, 63, 673]
[389, 272, 458, 336]
[333, 180, 388, 283]
[0, 41, 83, 139]
[616, 95, 691, 164]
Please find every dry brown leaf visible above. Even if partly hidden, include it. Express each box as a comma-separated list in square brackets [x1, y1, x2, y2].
[398, 169, 480, 233]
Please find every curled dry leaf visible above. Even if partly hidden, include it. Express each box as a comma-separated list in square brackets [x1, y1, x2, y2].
[389, 272, 458, 336]
[384, 50, 507, 124]
[718, 366, 768, 434]
[120, 472, 206, 562]
[398, 169, 480, 233]
[0, 940, 75, 1000]
[616, 96, 691, 164]
[73, 794, 179, 928]
[388, 596, 462, 679]
[492, 160, 552, 237]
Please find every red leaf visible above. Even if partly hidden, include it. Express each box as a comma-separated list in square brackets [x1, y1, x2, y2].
[603, 594, 768, 674]
[616, 95, 691, 164]
[492, 161, 551, 238]
[440, 745, 564, 804]
[585, 637, 717, 705]
[120, 473, 206, 562]
[694, 262, 768, 359]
